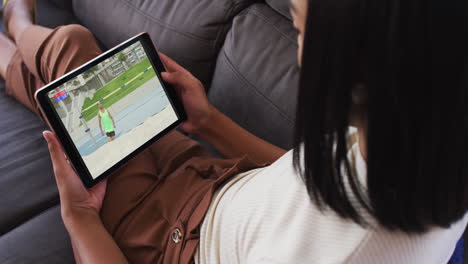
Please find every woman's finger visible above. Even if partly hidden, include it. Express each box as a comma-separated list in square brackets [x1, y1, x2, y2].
[159, 52, 187, 74]
[43, 131, 73, 186]
[44, 131, 87, 197]
[44, 131, 67, 169]
[161, 72, 188, 94]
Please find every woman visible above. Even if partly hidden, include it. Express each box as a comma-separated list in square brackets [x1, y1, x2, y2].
[1, 0, 467, 263]
[97, 101, 116, 142]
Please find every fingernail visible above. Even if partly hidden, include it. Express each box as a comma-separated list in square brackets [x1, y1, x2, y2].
[43, 131, 51, 142]
[161, 72, 169, 78]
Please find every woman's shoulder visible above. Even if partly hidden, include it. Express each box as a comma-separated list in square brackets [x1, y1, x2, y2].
[224, 144, 466, 263]
[220, 150, 371, 262]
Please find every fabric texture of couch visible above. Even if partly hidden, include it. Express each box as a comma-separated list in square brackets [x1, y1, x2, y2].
[0, 1, 79, 262]
[209, 3, 299, 148]
[73, 0, 256, 88]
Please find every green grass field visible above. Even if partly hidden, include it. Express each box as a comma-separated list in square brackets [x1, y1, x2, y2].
[81, 58, 156, 121]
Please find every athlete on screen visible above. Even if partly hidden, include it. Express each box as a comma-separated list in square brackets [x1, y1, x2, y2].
[97, 102, 116, 142]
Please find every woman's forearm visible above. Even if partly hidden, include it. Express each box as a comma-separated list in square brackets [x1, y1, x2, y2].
[196, 107, 287, 164]
[71, 237, 83, 264]
[64, 210, 128, 264]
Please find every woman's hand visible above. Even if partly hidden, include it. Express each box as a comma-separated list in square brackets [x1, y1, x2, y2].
[159, 53, 214, 135]
[158, 54, 286, 163]
[43, 131, 107, 225]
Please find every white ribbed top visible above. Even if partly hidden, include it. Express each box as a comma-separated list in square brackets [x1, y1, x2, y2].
[194, 137, 467, 264]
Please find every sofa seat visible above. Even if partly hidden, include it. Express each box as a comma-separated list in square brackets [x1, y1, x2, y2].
[0, 0, 78, 262]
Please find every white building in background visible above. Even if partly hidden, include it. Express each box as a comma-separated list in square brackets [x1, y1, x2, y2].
[101, 43, 146, 77]
[126, 45, 146, 64]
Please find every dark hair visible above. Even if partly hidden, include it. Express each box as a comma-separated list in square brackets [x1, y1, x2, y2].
[293, 0, 468, 233]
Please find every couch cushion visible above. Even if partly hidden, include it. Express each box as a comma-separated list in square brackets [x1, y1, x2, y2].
[266, 0, 292, 20]
[0, 0, 77, 259]
[37, 0, 79, 28]
[208, 4, 300, 149]
[72, 0, 256, 88]
[0, 206, 73, 264]
[0, 82, 60, 235]
[0, 0, 78, 29]
[39, 0, 74, 15]
[0, 0, 81, 235]
[0, 82, 70, 264]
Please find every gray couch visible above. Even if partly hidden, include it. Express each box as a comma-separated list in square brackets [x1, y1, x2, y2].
[0, 0, 299, 262]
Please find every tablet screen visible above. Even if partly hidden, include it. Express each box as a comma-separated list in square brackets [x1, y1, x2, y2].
[46, 41, 179, 179]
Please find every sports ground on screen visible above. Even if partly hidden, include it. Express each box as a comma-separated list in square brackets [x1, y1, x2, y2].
[80, 57, 156, 121]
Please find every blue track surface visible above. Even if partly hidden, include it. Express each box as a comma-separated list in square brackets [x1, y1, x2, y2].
[75, 87, 170, 156]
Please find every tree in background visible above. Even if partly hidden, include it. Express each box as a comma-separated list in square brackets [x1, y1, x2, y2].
[118, 52, 129, 70]
[89, 65, 104, 87]
[72, 79, 81, 87]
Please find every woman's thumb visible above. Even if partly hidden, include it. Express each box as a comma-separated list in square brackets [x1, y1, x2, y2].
[161, 71, 174, 83]
[43, 131, 67, 169]
[161, 71, 190, 88]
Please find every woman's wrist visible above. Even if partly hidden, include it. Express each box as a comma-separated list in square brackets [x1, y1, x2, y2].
[192, 105, 221, 138]
[62, 206, 101, 232]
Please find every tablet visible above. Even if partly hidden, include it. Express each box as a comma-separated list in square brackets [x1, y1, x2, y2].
[35, 33, 186, 188]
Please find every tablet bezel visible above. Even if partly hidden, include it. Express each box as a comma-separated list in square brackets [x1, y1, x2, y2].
[35, 33, 187, 188]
